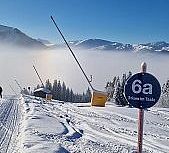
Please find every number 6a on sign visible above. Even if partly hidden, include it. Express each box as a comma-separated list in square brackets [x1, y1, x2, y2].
[132, 79, 152, 95]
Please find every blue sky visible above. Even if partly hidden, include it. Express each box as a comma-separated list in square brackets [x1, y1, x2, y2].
[0, 0, 169, 44]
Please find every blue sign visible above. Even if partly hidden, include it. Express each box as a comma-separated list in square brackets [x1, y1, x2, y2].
[124, 73, 161, 109]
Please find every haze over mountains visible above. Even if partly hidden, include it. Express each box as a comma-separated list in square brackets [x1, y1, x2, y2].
[0, 24, 169, 54]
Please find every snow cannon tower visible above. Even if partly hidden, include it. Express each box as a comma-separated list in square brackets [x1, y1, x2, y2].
[50, 16, 107, 106]
[91, 90, 107, 107]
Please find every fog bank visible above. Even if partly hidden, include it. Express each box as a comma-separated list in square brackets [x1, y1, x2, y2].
[0, 47, 168, 95]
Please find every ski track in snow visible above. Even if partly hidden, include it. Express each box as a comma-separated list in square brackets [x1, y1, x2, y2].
[0, 96, 21, 153]
[13, 95, 169, 153]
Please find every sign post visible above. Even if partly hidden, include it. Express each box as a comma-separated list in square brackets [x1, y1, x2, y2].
[138, 62, 146, 153]
[124, 62, 161, 153]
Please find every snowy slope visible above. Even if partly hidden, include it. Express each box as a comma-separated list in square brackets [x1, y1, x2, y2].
[15, 95, 169, 153]
[0, 25, 46, 49]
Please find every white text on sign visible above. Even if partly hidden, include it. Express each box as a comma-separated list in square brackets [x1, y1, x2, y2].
[132, 80, 152, 95]
[128, 96, 155, 102]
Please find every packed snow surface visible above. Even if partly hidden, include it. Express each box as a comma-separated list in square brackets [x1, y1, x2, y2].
[0, 96, 21, 153]
[4, 95, 169, 153]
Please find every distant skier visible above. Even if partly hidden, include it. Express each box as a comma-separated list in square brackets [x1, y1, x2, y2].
[0, 86, 2, 98]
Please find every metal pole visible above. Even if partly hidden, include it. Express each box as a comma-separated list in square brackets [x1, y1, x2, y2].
[33, 65, 45, 88]
[137, 62, 147, 153]
[14, 79, 22, 91]
[50, 16, 94, 91]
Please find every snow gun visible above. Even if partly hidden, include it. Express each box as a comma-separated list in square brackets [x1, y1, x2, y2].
[14, 79, 22, 92]
[32, 65, 52, 101]
[33, 65, 45, 88]
[50, 16, 107, 107]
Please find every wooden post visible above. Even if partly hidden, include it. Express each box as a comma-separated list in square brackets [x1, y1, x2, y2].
[137, 62, 147, 153]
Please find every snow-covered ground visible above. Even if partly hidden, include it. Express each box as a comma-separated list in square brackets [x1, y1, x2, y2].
[1, 95, 169, 153]
[0, 95, 21, 153]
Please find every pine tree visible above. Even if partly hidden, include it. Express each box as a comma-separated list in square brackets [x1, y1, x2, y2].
[110, 76, 117, 100]
[74, 93, 78, 102]
[45, 79, 52, 91]
[57, 80, 62, 100]
[118, 73, 128, 106]
[113, 76, 121, 105]
[61, 82, 66, 101]
[106, 71, 133, 106]
[81, 92, 86, 102]
[65, 87, 70, 102]
[52, 80, 58, 100]
[158, 79, 169, 107]
[36, 84, 41, 89]
[74, 93, 83, 103]
[69, 89, 74, 102]
[85, 87, 92, 102]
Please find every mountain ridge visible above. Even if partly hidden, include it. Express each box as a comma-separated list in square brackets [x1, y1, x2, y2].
[0, 24, 46, 49]
[0, 24, 169, 53]
[71, 39, 169, 53]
